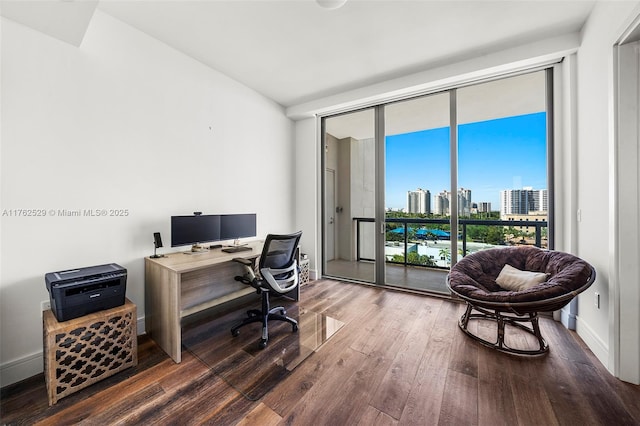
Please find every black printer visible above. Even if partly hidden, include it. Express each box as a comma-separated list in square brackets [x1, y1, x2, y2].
[45, 263, 127, 322]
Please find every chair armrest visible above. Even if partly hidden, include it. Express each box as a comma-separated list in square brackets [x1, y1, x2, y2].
[261, 261, 298, 294]
[233, 257, 257, 285]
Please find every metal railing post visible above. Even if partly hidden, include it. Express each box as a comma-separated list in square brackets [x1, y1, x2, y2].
[356, 218, 361, 262]
[404, 222, 408, 266]
[461, 223, 467, 257]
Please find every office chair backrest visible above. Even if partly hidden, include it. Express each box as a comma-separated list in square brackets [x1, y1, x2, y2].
[260, 231, 303, 271]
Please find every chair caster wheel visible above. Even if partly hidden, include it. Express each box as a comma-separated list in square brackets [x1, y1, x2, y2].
[232, 329, 240, 337]
[259, 340, 267, 349]
[292, 324, 298, 332]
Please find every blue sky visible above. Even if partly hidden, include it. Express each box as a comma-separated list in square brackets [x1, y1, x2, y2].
[385, 112, 547, 211]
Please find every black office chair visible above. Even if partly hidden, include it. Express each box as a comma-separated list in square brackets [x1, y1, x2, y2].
[231, 231, 303, 349]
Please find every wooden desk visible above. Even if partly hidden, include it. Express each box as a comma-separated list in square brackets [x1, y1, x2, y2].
[145, 241, 265, 363]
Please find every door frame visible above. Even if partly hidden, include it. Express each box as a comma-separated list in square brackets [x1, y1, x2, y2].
[611, 25, 640, 384]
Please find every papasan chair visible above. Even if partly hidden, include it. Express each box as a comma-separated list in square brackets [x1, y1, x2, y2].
[446, 246, 595, 356]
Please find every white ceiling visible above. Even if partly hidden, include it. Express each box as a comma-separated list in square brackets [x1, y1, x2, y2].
[95, 0, 595, 108]
[1, 0, 595, 109]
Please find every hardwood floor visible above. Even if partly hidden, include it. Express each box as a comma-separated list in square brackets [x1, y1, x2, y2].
[2, 279, 640, 425]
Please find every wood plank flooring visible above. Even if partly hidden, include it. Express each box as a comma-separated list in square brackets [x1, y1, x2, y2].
[2, 279, 640, 425]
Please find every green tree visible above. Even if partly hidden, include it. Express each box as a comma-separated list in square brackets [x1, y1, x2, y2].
[388, 252, 436, 267]
[486, 226, 505, 245]
[406, 251, 436, 267]
[466, 225, 489, 242]
[439, 248, 451, 263]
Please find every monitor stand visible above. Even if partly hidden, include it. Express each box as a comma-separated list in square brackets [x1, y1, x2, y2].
[231, 238, 248, 247]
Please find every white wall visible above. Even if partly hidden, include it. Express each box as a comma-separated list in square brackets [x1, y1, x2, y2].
[0, 10, 294, 386]
[575, 0, 640, 381]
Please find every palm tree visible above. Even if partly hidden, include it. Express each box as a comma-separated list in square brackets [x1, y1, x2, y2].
[438, 247, 451, 265]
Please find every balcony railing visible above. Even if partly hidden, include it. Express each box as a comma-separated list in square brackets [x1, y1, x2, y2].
[353, 216, 548, 268]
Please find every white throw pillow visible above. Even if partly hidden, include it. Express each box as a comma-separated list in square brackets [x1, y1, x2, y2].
[495, 264, 549, 291]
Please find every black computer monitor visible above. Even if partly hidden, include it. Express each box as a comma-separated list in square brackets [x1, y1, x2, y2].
[220, 213, 256, 240]
[171, 214, 221, 248]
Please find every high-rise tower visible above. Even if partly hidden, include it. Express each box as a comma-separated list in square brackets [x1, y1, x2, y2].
[406, 188, 431, 214]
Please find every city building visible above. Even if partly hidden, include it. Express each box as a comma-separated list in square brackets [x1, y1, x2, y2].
[503, 211, 548, 237]
[500, 187, 548, 216]
[433, 191, 449, 216]
[470, 201, 492, 214]
[406, 188, 430, 214]
[434, 188, 472, 216]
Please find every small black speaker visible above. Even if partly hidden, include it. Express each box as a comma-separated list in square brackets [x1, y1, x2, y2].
[153, 232, 163, 249]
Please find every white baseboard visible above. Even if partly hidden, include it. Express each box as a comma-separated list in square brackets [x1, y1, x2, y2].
[575, 315, 609, 369]
[1, 315, 146, 389]
[137, 316, 146, 335]
[0, 350, 43, 389]
[310, 269, 318, 280]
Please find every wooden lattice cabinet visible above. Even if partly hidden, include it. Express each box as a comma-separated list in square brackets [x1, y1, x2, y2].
[299, 258, 310, 285]
[43, 299, 137, 405]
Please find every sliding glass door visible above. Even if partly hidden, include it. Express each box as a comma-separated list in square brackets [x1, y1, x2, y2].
[321, 69, 552, 294]
[384, 93, 451, 292]
[457, 71, 550, 256]
[323, 108, 377, 283]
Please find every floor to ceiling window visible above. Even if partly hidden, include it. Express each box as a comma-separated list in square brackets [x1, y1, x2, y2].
[384, 92, 451, 292]
[457, 71, 550, 258]
[323, 108, 377, 283]
[321, 69, 552, 295]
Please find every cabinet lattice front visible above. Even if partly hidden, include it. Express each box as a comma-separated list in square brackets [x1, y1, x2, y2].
[299, 258, 310, 285]
[43, 299, 137, 405]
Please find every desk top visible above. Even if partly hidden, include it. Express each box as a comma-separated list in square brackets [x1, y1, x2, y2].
[145, 240, 263, 274]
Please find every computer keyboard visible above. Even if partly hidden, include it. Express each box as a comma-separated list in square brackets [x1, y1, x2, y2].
[222, 246, 252, 253]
